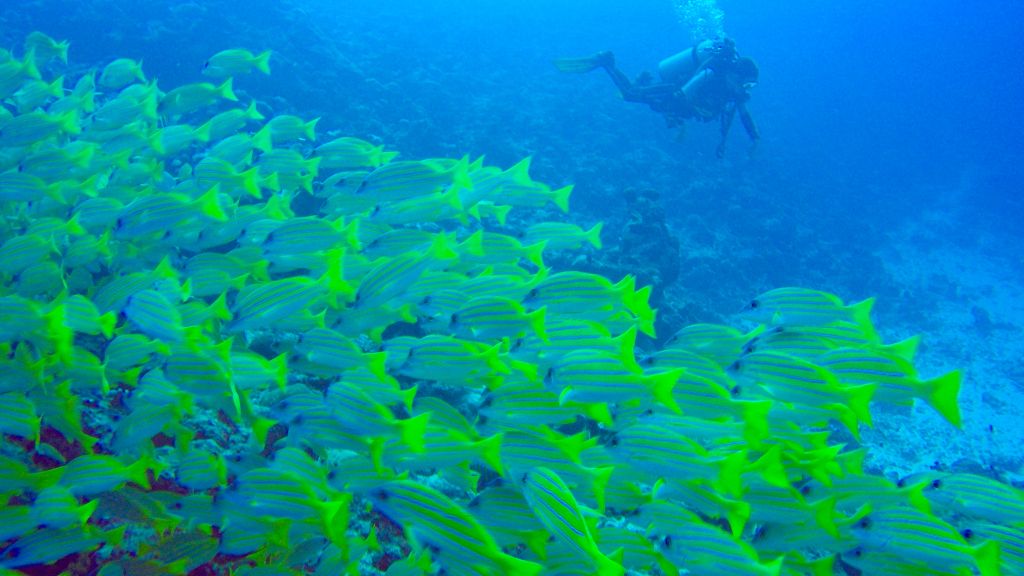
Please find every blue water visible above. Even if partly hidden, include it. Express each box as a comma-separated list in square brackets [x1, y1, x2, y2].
[4, 0, 1022, 510]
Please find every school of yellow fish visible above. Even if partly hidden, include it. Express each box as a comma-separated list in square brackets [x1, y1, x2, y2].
[1, 33, 1021, 576]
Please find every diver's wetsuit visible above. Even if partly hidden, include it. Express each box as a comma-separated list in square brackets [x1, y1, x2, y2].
[599, 54, 760, 148]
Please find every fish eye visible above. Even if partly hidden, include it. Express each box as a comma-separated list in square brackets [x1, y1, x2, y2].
[931, 479, 943, 489]
[961, 528, 974, 540]
[730, 385, 742, 396]
[856, 517, 872, 529]
[749, 299, 759, 309]
[729, 360, 742, 371]
[800, 485, 812, 496]
[662, 535, 672, 547]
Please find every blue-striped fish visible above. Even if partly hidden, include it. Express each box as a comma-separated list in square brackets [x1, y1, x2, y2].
[367, 479, 543, 576]
[740, 287, 875, 329]
[520, 467, 625, 576]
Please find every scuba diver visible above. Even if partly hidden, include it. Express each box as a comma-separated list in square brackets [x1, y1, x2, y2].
[555, 38, 760, 158]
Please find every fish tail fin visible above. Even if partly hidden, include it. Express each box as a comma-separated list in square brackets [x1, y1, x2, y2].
[22, 48, 41, 79]
[397, 412, 430, 453]
[648, 369, 682, 414]
[760, 556, 785, 576]
[217, 78, 238, 102]
[748, 443, 788, 488]
[193, 119, 212, 143]
[304, 117, 320, 141]
[255, 50, 272, 75]
[847, 296, 876, 335]
[717, 494, 751, 537]
[585, 221, 603, 249]
[881, 333, 921, 362]
[549, 184, 572, 212]
[590, 465, 614, 513]
[476, 433, 505, 476]
[527, 305, 548, 343]
[378, 149, 400, 166]
[829, 402, 861, 441]
[481, 343, 510, 374]
[492, 204, 512, 226]
[923, 369, 962, 427]
[127, 455, 158, 490]
[57, 108, 81, 135]
[238, 166, 263, 198]
[97, 311, 117, 339]
[716, 449, 747, 497]
[268, 352, 288, 391]
[594, 550, 626, 576]
[846, 383, 876, 426]
[972, 539, 1001, 576]
[245, 99, 264, 120]
[196, 184, 227, 220]
[740, 399, 772, 449]
[523, 240, 547, 268]
[624, 284, 655, 325]
[364, 351, 389, 383]
[613, 325, 639, 370]
[812, 495, 839, 538]
[252, 124, 273, 152]
[506, 156, 532, 183]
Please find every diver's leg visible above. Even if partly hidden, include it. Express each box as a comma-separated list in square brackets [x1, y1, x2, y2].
[597, 54, 637, 97]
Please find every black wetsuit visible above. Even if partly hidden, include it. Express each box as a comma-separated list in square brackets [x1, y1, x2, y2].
[601, 56, 760, 151]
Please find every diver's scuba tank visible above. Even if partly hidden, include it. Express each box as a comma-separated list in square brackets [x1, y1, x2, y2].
[658, 38, 735, 83]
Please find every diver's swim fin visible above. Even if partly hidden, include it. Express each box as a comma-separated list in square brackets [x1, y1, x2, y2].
[552, 51, 614, 73]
